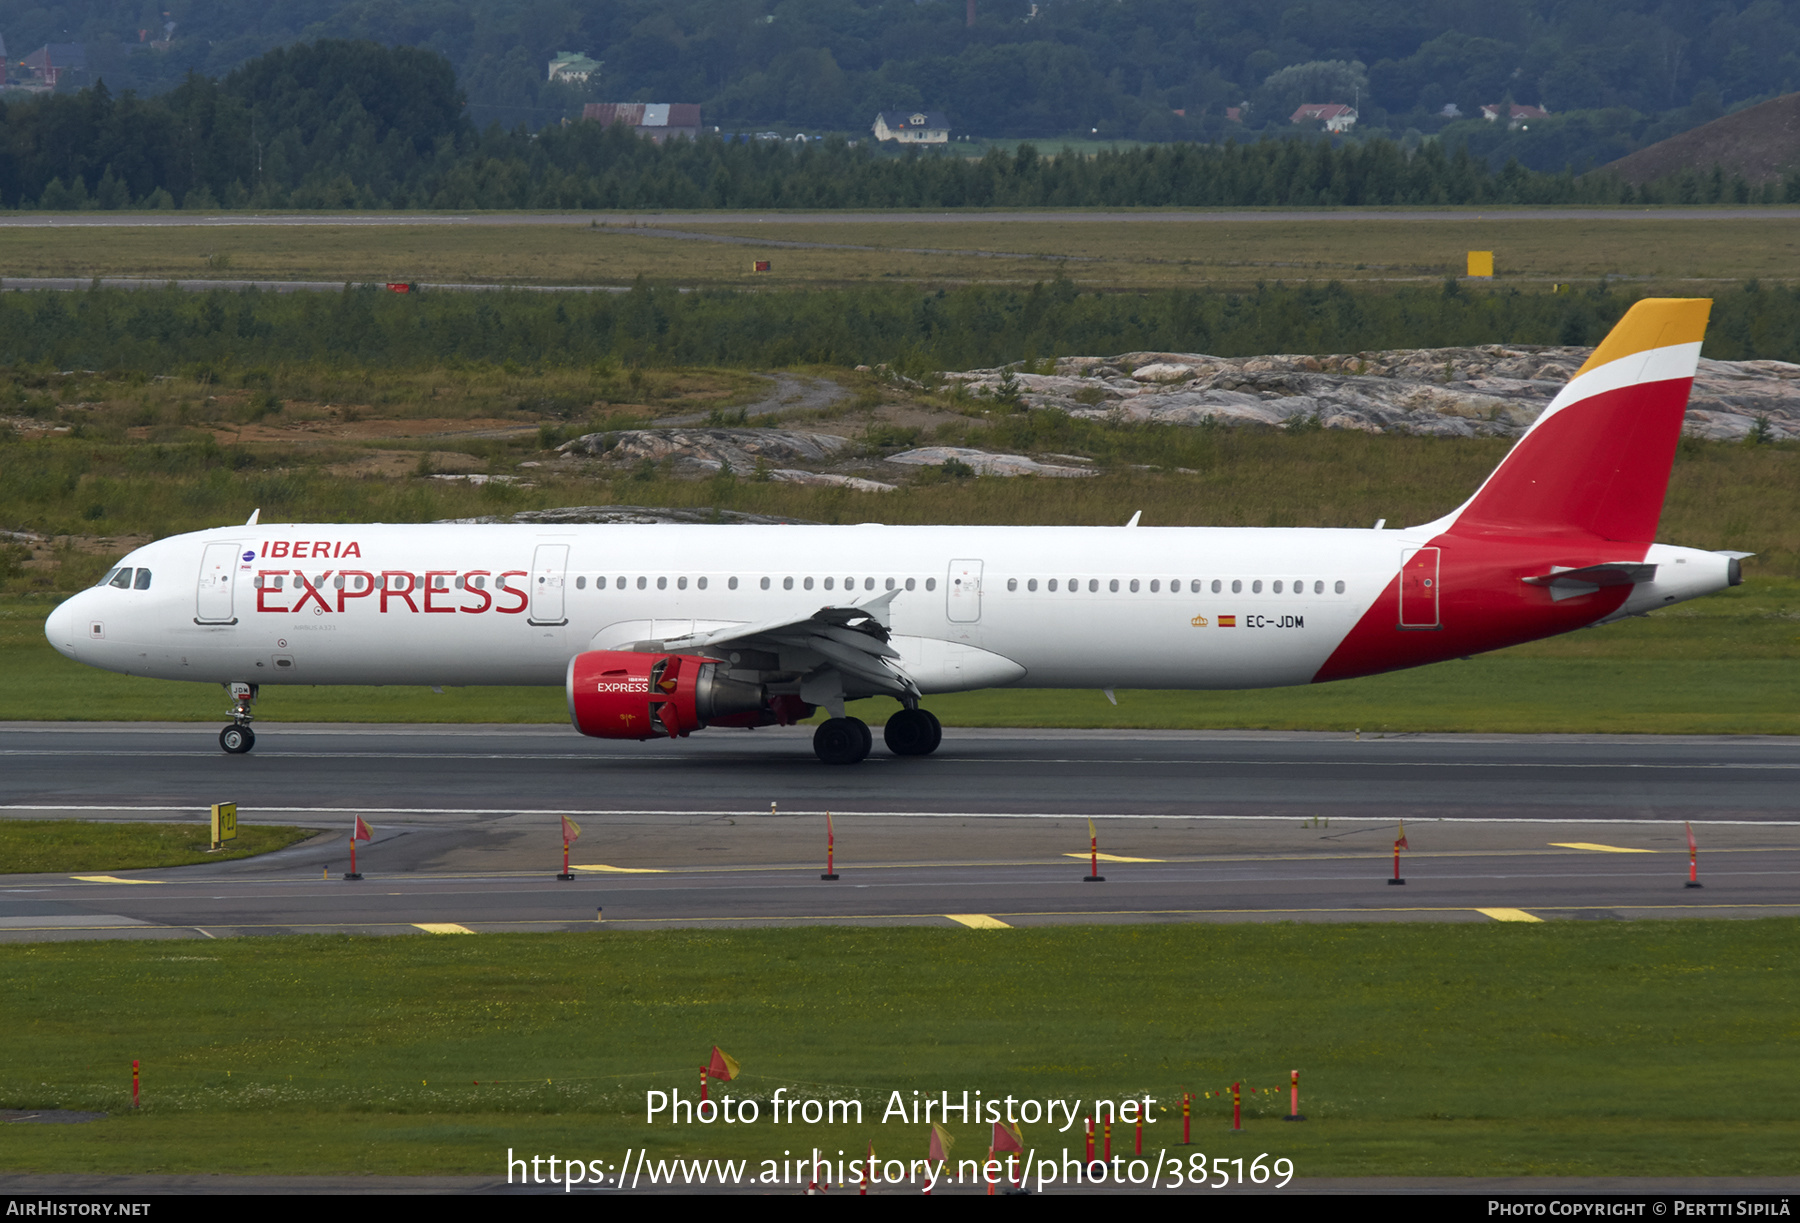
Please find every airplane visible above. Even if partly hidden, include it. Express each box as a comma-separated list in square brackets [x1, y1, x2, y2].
[44, 298, 1745, 765]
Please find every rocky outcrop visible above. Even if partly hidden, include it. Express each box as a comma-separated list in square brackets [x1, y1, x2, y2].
[886, 446, 1100, 478]
[436, 506, 821, 525]
[945, 346, 1800, 441]
[558, 427, 852, 474]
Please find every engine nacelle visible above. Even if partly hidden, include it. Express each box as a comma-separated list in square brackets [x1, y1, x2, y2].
[567, 650, 789, 740]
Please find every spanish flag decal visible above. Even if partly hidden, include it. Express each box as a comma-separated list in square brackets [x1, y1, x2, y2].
[1218, 615, 1238, 627]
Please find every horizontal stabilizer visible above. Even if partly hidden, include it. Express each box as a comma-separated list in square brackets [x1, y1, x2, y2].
[1522, 562, 1657, 601]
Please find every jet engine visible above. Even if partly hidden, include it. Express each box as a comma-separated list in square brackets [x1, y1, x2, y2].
[566, 650, 802, 740]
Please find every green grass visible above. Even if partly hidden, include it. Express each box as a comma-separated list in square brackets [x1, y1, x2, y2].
[2, 922, 1797, 1176]
[0, 821, 317, 874]
[5, 579, 1795, 733]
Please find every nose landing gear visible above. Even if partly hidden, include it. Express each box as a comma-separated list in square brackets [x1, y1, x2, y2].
[220, 682, 258, 755]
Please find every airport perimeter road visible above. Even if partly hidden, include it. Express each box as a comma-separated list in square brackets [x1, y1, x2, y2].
[1, 724, 1796, 941]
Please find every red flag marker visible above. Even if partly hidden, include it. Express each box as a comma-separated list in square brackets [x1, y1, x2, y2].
[993, 1121, 1023, 1186]
[1684, 822, 1702, 889]
[1388, 821, 1408, 885]
[558, 815, 581, 881]
[926, 1124, 954, 1195]
[821, 811, 839, 880]
[346, 815, 373, 880]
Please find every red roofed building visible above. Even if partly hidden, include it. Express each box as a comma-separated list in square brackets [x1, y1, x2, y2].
[1290, 103, 1358, 132]
[582, 102, 702, 142]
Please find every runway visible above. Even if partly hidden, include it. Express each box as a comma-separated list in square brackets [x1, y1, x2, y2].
[2, 723, 1796, 941]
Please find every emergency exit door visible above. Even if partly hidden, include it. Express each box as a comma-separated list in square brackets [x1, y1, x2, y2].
[1398, 547, 1441, 629]
[529, 543, 570, 625]
[946, 559, 983, 623]
[195, 542, 242, 624]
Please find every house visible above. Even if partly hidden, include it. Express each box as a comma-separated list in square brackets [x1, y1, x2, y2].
[1481, 103, 1550, 129]
[548, 51, 600, 83]
[1290, 103, 1357, 132]
[582, 102, 702, 142]
[20, 43, 84, 90]
[873, 111, 950, 143]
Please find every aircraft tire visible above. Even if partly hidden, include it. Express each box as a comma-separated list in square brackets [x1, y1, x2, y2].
[219, 725, 255, 754]
[813, 717, 870, 765]
[883, 708, 939, 757]
[923, 709, 943, 753]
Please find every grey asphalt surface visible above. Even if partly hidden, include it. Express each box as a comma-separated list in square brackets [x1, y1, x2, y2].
[2, 723, 1795, 941]
[0, 208, 1795, 227]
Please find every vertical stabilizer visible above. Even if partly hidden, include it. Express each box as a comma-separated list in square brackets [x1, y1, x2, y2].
[1439, 298, 1711, 542]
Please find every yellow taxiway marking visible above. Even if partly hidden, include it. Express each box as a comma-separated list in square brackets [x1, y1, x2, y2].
[69, 875, 162, 884]
[571, 864, 667, 874]
[945, 914, 1012, 929]
[1477, 908, 1544, 923]
[412, 923, 475, 935]
[1550, 842, 1656, 853]
[1062, 853, 1165, 863]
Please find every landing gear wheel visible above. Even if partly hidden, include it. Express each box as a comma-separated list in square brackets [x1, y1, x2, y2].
[884, 708, 942, 757]
[219, 725, 255, 755]
[923, 709, 942, 753]
[813, 717, 871, 765]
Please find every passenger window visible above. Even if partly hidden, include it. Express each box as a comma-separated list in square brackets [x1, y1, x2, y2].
[1149, 580, 1159, 593]
[926, 578, 936, 591]
[1046, 579, 1056, 592]
[471, 576, 483, 590]
[1088, 579, 1099, 593]
[784, 577, 794, 590]
[905, 578, 915, 591]
[823, 577, 834, 591]
[677, 577, 688, 590]
[1273, 581, 1283, 594]
[1335, 580, 1346, 594]
[109, 569, 132, 589]
[1252, 580, 1262, 593]
[1230, 580, 1241, 593]
[595, 576, 607, 590]
[575, 576, 585, 590]
[757, 577, 768, 590]
[1007, 578, 1017, 591]
[134, 568, 152, 590]
[804, 577, 815, 590]
[885, 578, 895, 591]
[1314, 580, 1324, 594]
[1129, 579, 1139, 593]
[864, 577, 874, 591]
[1109, 579, 1120, 593]
[698, 576, 708, 590]
[1028, 579, 1038, 592]
[1295, 580, 1305, 595]
[637, 576, 647, 590]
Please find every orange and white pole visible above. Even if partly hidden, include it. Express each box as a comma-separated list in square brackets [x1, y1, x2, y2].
[822, 811, 839, 881]
[1284, 1069, 1305, 1121]
[1085, 819, 1105, 882]
[1231, 1081, 1243, 1132]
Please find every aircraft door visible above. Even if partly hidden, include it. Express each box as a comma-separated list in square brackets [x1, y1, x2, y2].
[946, 559, 983, 623]
[529, 544, 570, 625]
[196, 542, 242, 624]
[1398, 547, 1441, 629]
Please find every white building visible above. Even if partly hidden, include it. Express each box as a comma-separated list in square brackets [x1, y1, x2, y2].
[873, 110, 950, 143]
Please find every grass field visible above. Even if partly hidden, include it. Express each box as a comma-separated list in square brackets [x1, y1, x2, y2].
[4, 579, 1795, 734]
[0, 820, 317, 873]
[4, 214, 1800, 291]
[1, 922, 1795, 1177]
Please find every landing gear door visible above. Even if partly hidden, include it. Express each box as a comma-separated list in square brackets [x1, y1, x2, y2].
[196, 542, 242, 624]
[529, 544, 570, 626]
[946, 559, 983, 623]
[1398, 547, 1441, 630]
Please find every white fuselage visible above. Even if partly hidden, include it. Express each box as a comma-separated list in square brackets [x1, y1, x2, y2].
[44, 521, 1734, 696]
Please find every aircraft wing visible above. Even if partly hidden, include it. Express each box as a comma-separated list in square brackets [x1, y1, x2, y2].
[658, 589, 921, 701]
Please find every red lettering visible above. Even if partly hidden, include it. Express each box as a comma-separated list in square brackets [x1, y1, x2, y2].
[342, 542, 361, 558]
[313, 540, 331, 558]
[380, 570, 419, 613]
[337, 570, 375, 613]
[460, 571, 492, 614]
[495, 570, 529, 615]
[291, 570, 333, 614]
[270, 541, 289, 558]
[255, 571, 288, 613]
[292, 542, 310, 559]
[422, 570, 457, 614]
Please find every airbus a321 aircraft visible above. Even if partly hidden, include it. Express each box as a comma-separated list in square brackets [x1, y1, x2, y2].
[47, 298, 1744, 764]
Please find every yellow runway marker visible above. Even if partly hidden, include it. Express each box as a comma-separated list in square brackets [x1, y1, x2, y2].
[69, 875, 162, 884]
[571, 864, 667, 874]
[1550, 843, 1656, 853]
[1062, 853, 1165, 863]
[945, 914, 1011, 929]
[1477, 908, 1544, 923]
[413, 923, 475, 934]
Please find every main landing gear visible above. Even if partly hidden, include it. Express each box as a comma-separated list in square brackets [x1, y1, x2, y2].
[219, 682, 258, 755]
[811, 707, 942, 765]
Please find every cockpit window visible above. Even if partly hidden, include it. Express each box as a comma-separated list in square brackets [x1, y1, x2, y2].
[133, 568, 153, 590]
[96, 567, 121, 587]
[108, 569, 132, 589]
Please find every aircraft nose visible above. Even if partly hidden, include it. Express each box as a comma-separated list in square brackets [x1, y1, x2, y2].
[45, 595, 80, 661]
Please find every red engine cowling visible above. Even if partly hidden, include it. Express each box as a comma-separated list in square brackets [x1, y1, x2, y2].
[567, 650, 792, 740]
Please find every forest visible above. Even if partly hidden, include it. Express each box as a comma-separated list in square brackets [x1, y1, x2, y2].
[2, 42, 1793, 212]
